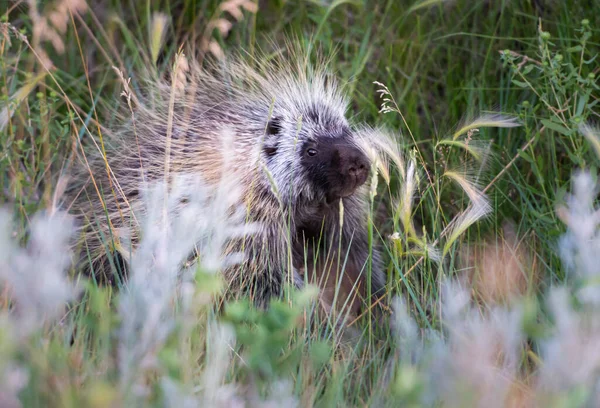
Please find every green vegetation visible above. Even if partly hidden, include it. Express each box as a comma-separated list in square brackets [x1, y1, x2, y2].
[1, 0, 599, 406]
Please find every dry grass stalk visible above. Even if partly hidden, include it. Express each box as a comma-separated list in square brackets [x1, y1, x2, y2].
[27, 0, 88, 59]
[200, 0, 258, 59]
[172, 51, 190, 96]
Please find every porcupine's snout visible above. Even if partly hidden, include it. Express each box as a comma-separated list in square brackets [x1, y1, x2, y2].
[336, 144, 369, 189]
[323, 143, 370, 203]
[299, 132, 371, 203]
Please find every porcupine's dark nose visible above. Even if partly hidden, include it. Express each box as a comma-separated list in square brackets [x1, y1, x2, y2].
[340, 146, 369, 187]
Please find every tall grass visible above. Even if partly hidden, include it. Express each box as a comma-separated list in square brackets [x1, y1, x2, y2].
[1, 0, 599, 406]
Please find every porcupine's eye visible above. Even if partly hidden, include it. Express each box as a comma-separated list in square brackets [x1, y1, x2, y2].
[306, 148, 317, 157]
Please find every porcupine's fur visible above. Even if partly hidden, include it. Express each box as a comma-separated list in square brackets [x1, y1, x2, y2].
[66, 48, 386, 317]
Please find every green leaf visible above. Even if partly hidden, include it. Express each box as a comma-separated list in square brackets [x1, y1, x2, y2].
[541, 119, 572, 136]
[522, 64, 535, 75]
[511, 79, 530, 88]
[576, 90, 591, 116]
[310, 341, 332, 369]
[518, 150, 534, 163]
[407, 0, 446, 13]
[584, 54, 598, 65]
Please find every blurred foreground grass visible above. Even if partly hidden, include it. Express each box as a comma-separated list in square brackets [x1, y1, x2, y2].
[1, 0, 600, 406]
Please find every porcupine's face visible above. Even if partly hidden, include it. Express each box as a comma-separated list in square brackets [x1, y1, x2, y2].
[262, 103, 370, 205]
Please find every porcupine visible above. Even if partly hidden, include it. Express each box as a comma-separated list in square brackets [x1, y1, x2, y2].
[66, 49, 387, 317]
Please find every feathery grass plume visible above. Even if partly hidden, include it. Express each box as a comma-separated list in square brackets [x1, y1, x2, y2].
[580, 124, 600, 160]
[356, 125, 406, 184]
[421, 242, 442, 263]
[390, 230, 440, 263]
[437, 116, 497, 163]
[356, 135, 390, 186]
[398, 159, 418, 238]
[368, 156, 379, 204]
[149, 12, 169, 66]
[443, 169, 487, 208]
[387, 159, 442, 263]
[442, 188, 491, 257]
[0, 209, 79, 338]
[436, 138, 492, 162]
[372, 81, 422, 179]
[117, 170, 254, 400]
[442, 200, 491, 257]
[450, 113, 521, 141]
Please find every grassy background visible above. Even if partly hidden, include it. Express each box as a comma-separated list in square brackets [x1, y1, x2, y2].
[1, 0, 600, 406]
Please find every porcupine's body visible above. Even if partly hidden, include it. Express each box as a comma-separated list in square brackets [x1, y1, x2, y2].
[67, 51, 386, 315]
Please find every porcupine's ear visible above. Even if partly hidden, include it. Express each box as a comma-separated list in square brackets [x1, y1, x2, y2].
[266, 116, 282, 136]
[263, 116, 282, 158]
